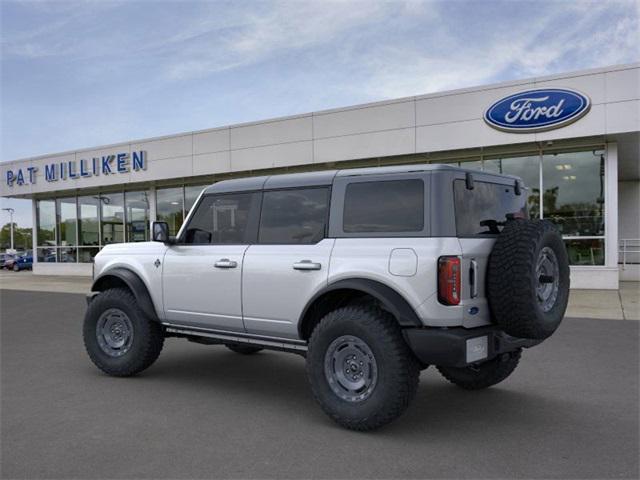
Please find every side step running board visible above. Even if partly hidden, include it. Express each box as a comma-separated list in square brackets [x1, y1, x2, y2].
[163, 323, 308, 353]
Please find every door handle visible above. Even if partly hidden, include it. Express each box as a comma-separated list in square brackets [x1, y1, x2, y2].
[470, 259, 478, 298]
[293, 260, 321, 271]
[214, 258, 238, 269]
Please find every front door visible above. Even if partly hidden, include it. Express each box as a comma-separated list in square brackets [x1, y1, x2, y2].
[162, 191, 261, 331]
[242, 187, 332, 339]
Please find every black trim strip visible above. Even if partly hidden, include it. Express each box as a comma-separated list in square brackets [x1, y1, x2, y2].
[163, 323, 308, 352]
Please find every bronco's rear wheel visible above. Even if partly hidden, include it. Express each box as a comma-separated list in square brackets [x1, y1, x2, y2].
[83, 288, 164, 376]
[306, 305, 420, 431]
[488, 219, 570, 340]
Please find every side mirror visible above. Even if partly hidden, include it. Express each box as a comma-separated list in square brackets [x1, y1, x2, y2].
[152, 221, 170, 243]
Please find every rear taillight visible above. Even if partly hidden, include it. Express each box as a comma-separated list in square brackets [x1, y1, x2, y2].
[438, 256, 461, 306]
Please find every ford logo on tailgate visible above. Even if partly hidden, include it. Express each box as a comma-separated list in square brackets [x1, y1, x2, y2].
[484, 88, 591, 133]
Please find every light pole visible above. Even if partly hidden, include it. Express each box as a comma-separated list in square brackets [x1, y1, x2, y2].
[2, 207, 15, 251]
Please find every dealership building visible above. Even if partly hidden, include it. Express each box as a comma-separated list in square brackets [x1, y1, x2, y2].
[1, 63, 638, 289]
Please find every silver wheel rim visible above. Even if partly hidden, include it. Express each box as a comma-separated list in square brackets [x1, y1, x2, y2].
[536, 246, 560, 313]
[324, 335, 378, 402]
[96, 308, 134, 357]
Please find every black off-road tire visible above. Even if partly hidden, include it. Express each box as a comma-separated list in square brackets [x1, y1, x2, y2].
[437, 349, 522, 390]
[83, 288, 164, 377]
[306, 305, 420, 431]
[488, 219, 570, 340]
[225, 344, 264, 355]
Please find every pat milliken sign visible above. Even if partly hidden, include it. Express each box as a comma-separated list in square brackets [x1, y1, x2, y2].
[484, 88, 591, 133]
[5, 151, 147, 187]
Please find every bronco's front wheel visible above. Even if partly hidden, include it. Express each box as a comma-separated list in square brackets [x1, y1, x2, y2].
[83, 288, 164, 377]
[306, 305, 420, 431]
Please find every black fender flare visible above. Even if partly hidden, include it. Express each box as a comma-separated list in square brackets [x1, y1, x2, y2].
[298, 278, 422, 337]
[91, 267, 159, 322]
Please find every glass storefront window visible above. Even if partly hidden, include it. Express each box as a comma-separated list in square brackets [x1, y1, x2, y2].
[460, 160, 483, 171]
[157, 187, 184, 236]
[78, 247, 100, 263]
[59, 246, 77, 263]
[78, 196, 100, 246]
[185, 185, 205, 215]
[542, 151, 605, 237]
[100, 193, 124, 244]
[125, 191, 150, 242]
[56, 197, 77, 247]
[36, 200, 56, 246]
[27, 152, 608, 269]
[37, 246, 57, 263]
[565, 239, 605, 266]
[484, 155, 541, 218]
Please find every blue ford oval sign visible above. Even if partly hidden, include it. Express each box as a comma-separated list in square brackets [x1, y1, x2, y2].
[484, 88, 591, 133]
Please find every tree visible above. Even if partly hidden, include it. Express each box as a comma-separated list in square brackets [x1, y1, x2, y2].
[0, 223, 33, 251]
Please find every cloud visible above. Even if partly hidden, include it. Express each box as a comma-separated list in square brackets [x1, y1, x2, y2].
[163, 1, 402, 80]
[1, 0, 638, 164]
[351, 0, 639, 99]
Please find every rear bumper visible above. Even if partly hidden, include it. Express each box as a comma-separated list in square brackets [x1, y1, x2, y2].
[403, 326, 541, 368]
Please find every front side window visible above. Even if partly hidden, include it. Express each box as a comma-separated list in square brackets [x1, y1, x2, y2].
[259, 188, 329, 244]
[183, 193, 259, 244]
[185, 185, 205, 216]
[454, 180, 527, 236]
[343, 179, 424, 233]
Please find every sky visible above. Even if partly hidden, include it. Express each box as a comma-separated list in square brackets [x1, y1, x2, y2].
[1, 0, 639, 228]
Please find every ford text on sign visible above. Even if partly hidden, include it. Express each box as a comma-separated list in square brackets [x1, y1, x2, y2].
[484, 88, 591, 133]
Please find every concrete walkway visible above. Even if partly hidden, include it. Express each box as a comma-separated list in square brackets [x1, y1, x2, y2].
[1, 270, 638, 320]
[0, 270, 91, 295]
[566, 282, 639, 321]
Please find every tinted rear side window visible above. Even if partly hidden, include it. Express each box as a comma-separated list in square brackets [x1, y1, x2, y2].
[454, 180, 527, 236]
[259, 188, 329, 244]
[343, 179, 424, 233]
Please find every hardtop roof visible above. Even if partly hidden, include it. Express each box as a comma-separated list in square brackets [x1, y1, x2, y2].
[203, 163, 521, 194]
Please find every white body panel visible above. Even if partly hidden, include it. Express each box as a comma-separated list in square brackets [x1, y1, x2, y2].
[457, 238, 496, 328]
[241, 239, 335, 339]
[93, 242, 168, 320]
[327, 237, 486, 328]
[161, 244, 248, 331]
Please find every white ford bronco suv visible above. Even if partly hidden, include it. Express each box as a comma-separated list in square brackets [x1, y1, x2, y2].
[84, 164, 570, 430]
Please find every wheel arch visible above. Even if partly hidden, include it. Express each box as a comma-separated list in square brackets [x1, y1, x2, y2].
[91, 267, 159, 322]
[298, 278, 422, 340]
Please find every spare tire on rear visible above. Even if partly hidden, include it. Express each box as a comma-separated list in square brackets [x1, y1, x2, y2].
[487, 219, 570, 340]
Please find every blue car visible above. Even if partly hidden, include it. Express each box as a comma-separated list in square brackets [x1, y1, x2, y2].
[13, 253, 33, 271]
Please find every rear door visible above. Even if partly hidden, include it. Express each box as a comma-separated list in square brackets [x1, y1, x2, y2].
[453, 178, 527, 327]
[242, 187, 333, 339]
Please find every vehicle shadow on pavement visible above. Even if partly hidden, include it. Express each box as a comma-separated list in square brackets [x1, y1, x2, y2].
[117, 341, 569, 434]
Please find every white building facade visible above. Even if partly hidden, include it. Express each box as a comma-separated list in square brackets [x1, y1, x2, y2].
[1, 63, 638, 288]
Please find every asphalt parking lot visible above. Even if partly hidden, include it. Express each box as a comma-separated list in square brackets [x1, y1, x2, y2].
[1, 289, 638, 479]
